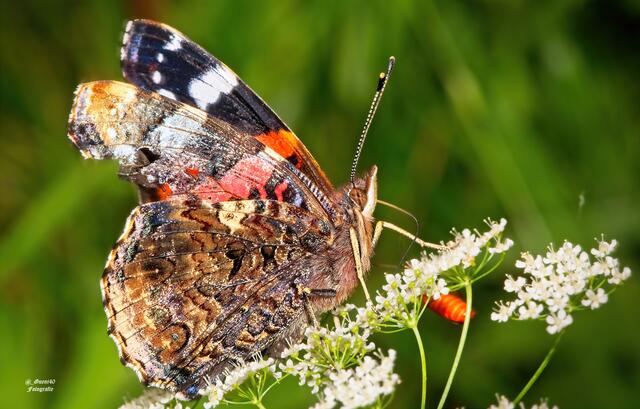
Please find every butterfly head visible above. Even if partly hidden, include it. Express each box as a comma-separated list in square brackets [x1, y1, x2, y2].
[347, 165, 378, 219]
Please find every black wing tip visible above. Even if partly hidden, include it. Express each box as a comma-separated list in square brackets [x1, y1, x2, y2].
[121, 19, 188, 76]
[122, 18, 185, 47]
[123, 18, 165, 32]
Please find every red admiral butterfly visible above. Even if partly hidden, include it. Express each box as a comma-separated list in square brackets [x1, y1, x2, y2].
[67, 20, 438, 399]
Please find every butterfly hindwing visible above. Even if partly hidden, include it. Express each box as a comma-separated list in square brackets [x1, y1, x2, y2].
[121, 19, 334, 194]
[68, 81, 337, 218]
[103, 197, 333, 397]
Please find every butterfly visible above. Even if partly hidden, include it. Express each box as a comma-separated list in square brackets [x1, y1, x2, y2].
[67, 19, 436, 399]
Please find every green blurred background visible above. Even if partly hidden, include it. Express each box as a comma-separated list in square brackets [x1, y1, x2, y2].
[1, 0, 639, 408]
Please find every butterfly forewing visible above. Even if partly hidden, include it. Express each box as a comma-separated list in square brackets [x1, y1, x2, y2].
[121, 19, 334, 195]
[68, 81, 336, 218]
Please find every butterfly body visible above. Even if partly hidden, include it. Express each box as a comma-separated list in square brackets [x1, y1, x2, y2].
[68, 20, 378, 399]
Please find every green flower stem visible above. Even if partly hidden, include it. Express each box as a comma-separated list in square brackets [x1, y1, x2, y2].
[411, 324, 428, 409]
[436, 281, 473, 409]
[513, 331, 564, 405]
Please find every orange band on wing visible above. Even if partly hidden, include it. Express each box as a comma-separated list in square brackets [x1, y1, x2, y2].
[185, 168, 200, 177]
[156, 183, 173, 200]
[255, 130, 304, 169]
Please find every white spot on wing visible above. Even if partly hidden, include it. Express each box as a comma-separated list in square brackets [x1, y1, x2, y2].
[123, 21, 133, 45]
[121, 21, 134, 61]
[148, 111, 204, 150]
[156, 52, 164, 63]
[158, 89, 177, 100]
[263, 147, 282, 161]
[152, 71, 162, 84]
[216, 63, 239, 87]
[112, 145, 137, 163]
[188, 64, 239, 109]
[164, 34, 182, 51]
[218, 210, 245, 233]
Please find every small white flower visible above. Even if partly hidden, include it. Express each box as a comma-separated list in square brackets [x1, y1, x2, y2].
[530, 398, 559, 409]
[545, 310, 573, 334]
[608, 266, 631, 285]
[484, 218, 508, 242]
[545, 294, 569, 313]
[591, 239, 617, 258]
[504, 275, 527, 293]
[491, 301, 513, 322]
[119, 388, 174, 409]
[515, 289, 534, 306]
[490, 238, 514, 254]
[430, 278, 450, 300]
[385, 273, 402, 289]
[518, 301, 543, 319]
[309, 399, 336, 409]
[280, 359, 297, 373]
[488, 394, 515, 409]
[489, 395, 559, 409]
[562, 275, 585, 295]
[403, 259, 422, 278]
[526, 278, 550, 301]
[581, 288, 608, 309]
[515, 252, 534, 270]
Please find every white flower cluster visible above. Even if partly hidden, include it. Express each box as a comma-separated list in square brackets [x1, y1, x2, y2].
[201, 355, 279, 408]
[307, 351, 399, 409]
[492, 239, 631, 334]
[489, 394, 558, 409]
[374, 218, 511, 328]
[280, 310, 399, 409]
[439, 218, 513, 269]
[119, 388, 182, 409]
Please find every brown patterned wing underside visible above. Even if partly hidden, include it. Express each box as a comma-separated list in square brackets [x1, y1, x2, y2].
[102, 197, 334, 398]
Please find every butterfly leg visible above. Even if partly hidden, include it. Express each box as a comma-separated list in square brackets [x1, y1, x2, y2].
[372, 221, 447, 250]
[304, 299, 320, 328]
[298, 286, 337, 328]
[297, 285, 320, 328]
[350, 227, 372, 304]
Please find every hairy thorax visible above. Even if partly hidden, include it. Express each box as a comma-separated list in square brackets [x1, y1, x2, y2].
[307, 203, 375, 312]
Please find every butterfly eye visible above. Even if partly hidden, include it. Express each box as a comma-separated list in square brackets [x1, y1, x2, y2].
[348, 187, 366, 209]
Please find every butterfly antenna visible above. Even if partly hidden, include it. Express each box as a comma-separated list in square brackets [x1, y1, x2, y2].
[350, 56, 396, 181]
[377, 199, 420, 265]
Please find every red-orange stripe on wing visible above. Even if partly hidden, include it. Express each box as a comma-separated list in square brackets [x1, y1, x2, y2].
[155, 183, 173, 200]
[255, 129, 303, 169]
